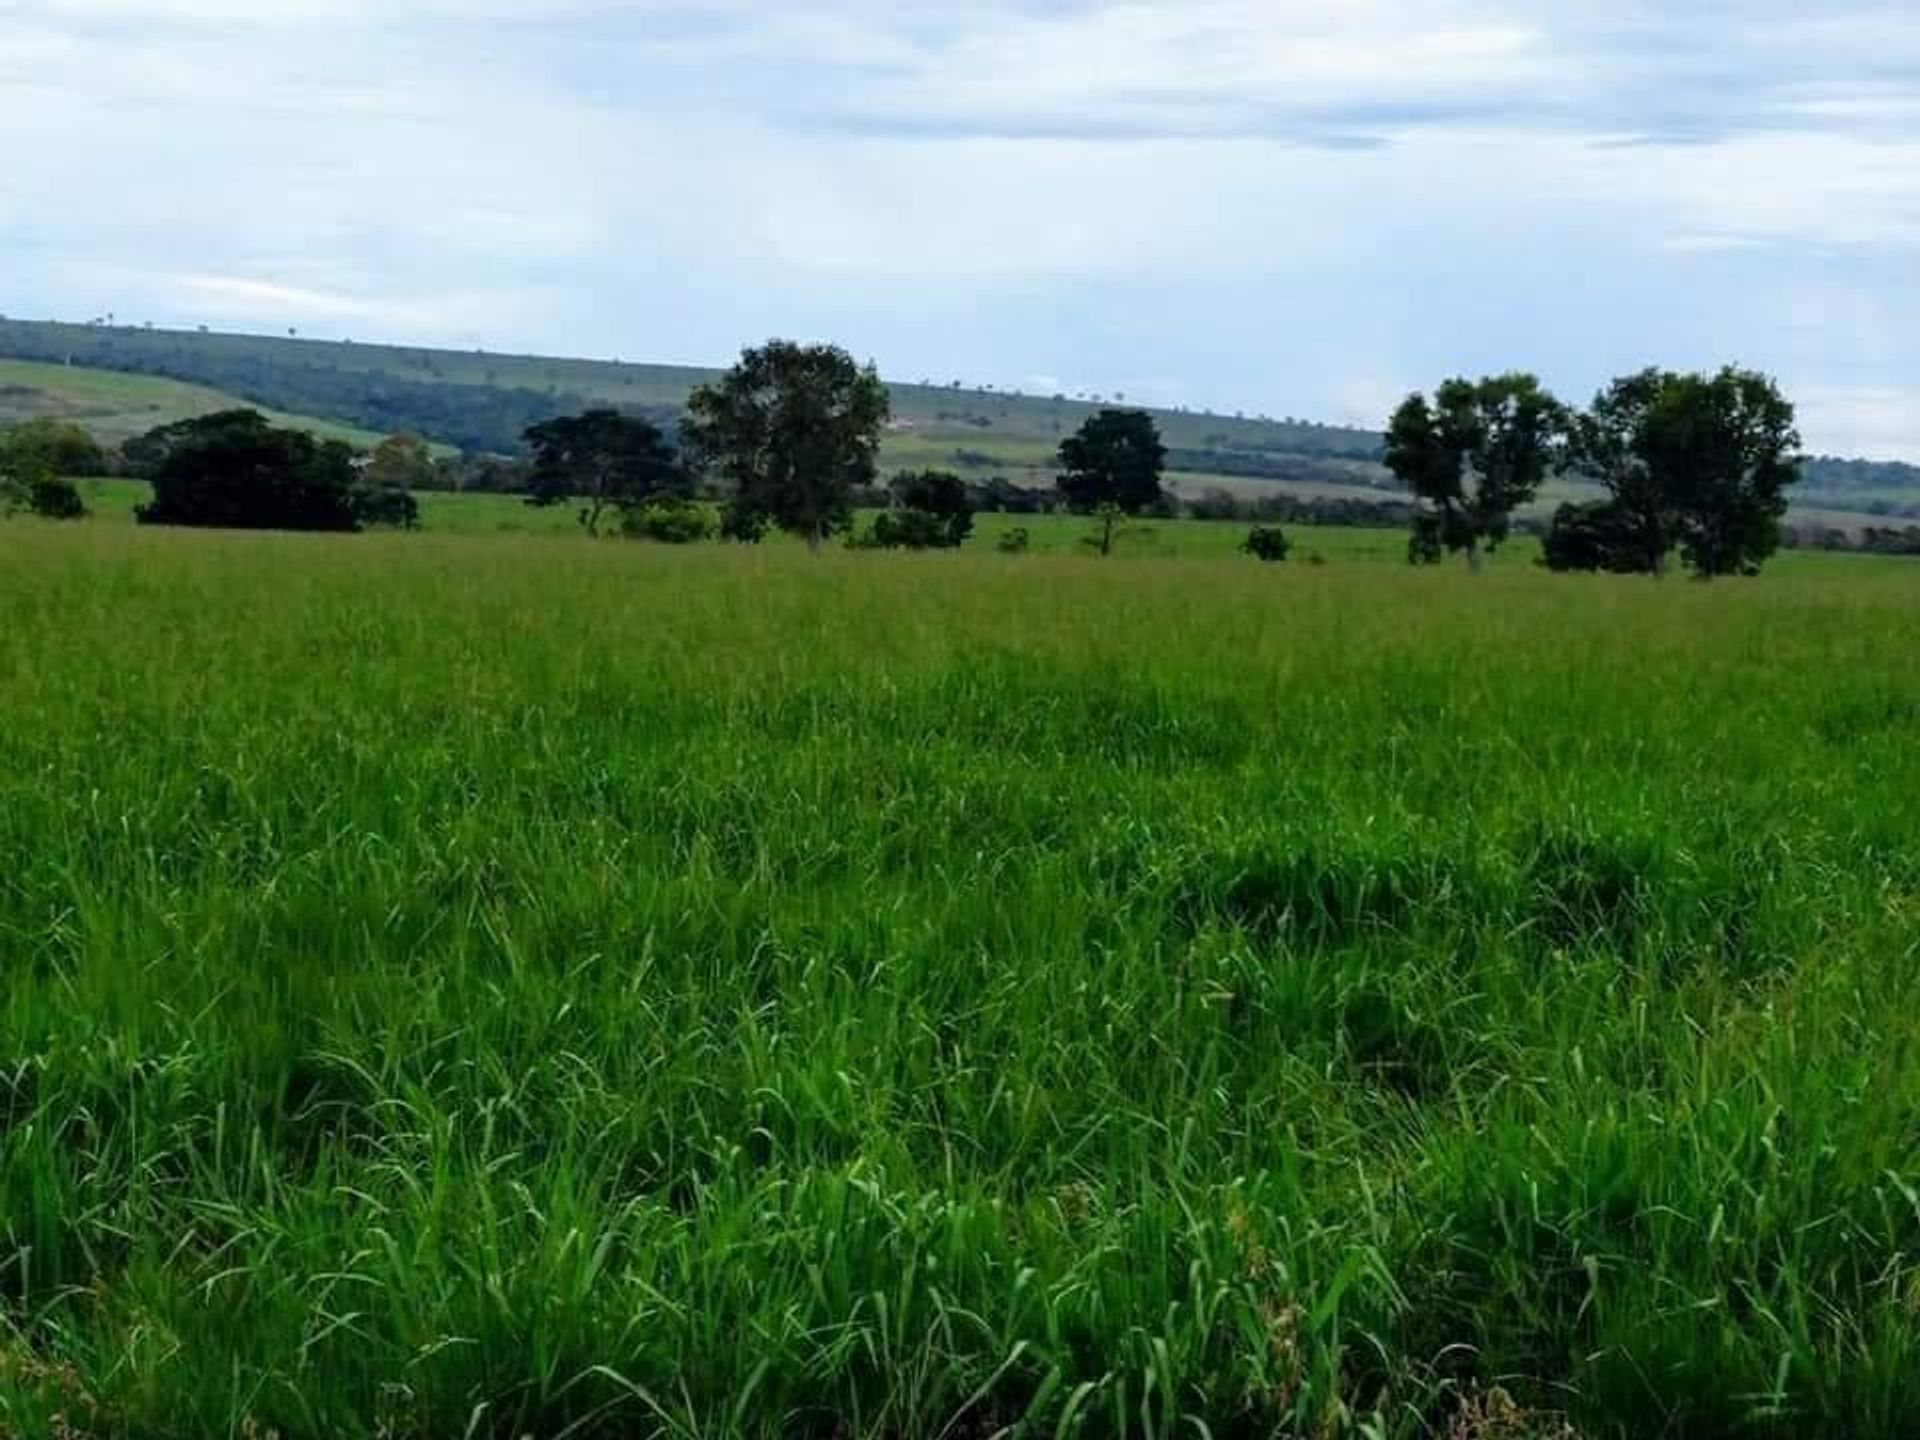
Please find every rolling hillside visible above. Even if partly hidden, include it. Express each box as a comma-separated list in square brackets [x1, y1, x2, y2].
[0, 318, 1389, 495]
[0, 357, 395, 450]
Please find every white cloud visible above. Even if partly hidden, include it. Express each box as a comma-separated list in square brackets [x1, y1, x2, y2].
[0, 0, 1915, 455]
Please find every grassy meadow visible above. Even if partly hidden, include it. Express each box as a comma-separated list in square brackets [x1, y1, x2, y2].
[0, 360, 394, 452]
[2, 519, 1919, 1439]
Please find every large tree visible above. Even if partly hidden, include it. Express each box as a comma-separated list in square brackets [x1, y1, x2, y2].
[681, 341, 890, 551]
[1386, 374, 1565, 572]
[523, 409, 682, 536]
[1055, 409, 1167, 556]
[135, 410, 361, 532]
[1645, 368, 1801, 578]
[1563, 367, 1801, 578]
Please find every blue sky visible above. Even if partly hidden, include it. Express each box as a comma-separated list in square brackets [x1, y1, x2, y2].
[2, 0, 1916, 456]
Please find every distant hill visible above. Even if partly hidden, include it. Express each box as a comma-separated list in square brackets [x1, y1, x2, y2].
[1, 317, 1912, 516]
[0, 317, 1391, 495]
[0, 356, 394, 450]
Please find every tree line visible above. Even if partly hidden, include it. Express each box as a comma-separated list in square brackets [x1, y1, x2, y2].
[2, 342, 1822, 579]
[1387, 366, 1803, 578]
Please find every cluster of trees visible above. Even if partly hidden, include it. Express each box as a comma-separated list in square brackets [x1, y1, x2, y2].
[1386, 366, 1803, 578]
[500, 344, 1186, 558]
[127, 411, 420, 531]
[0, 418, 104, 519]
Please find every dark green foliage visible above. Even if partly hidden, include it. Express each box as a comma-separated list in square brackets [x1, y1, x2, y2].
[622, 497, 716, 544]
[134, 410, 361, 532]
[26, 475, 88, 520]
[1057, 409, 1168, 555]
[1565, 367, 1802, 578]
[1541, 500, 1653, 573]
[869, 470, 975, 549]
[1386, 375, 1566, 572]
[1650, 368, 1801, 577]
[0, 417, 106, 477]
[683, 341, 891, 551]
[350, 482, 420, 530]
[524, 409, 683, 536]
[1564, 369, 1672, 573]
[995, 526, 1030, 554]
[1242, 525, 1291, 562]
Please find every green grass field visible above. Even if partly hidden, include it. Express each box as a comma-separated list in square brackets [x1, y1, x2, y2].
[2, 518, 1918, 1439]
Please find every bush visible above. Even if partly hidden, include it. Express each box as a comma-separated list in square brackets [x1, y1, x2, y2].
[352, 483, 420, 530]
[27, 475, 88, 520]
[996, 527, 1030, 554]
[1542, 500, 1658, 574]
[869, 508, 964, 550]
[623, 498, 716, 544]
[0, 418, 106, 478]
[1243, 525, 1292, 562]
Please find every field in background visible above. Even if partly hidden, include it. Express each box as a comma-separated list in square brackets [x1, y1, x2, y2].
[0, 358, 394, 449]
[2, 521, 1918, 1439]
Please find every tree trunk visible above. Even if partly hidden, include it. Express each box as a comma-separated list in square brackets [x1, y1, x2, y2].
[1101, 508, 1116, 557]
[1466, 538, 1484, 575]
[807, 524, 823, 553]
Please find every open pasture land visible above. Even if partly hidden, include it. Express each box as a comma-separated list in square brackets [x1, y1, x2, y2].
[2, 525, 1919, 1439]
[0, 359, 393, 451]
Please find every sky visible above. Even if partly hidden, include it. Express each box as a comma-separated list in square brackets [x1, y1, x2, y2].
[2, 1, 1917, 457]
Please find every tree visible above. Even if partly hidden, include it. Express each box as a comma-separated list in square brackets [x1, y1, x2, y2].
[135, 410, 361, 531]
[1056, 409, 1167, 556]
[523, 409, 682, 536]
[1386, 375, 1566, 573]
[871, 469, 974, 549]
[682, 341, 891, 551]
[1645, 368, 1801, 577]
[0, 418, 105, 478]
[1564, 369, 1673, 574]
[1541, 500, 1650, 573]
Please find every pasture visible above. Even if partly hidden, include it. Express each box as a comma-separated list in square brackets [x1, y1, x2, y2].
[1, 521, 1917, 1439]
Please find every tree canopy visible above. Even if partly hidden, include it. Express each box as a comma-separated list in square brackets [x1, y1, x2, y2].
[135, 410, 362, 532]
[1387, 374, 1566, 571]
[523, 410, 683, 536]
[682, 341, 890, 550]
[1056, 409, 1168, 556]
[0, 418, 106, 479]
[1563, 366, 1801, 577]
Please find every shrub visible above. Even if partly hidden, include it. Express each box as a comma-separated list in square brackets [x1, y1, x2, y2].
[352, 483, 421, 530]
[996, 527, 1031, 554]
[869, 508, 963, 550]
[1243, 525, 1292, 562]
[27, 475, 88, 520]
[1542, 500, 1656, 574]
[623, 498, 716, 544]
